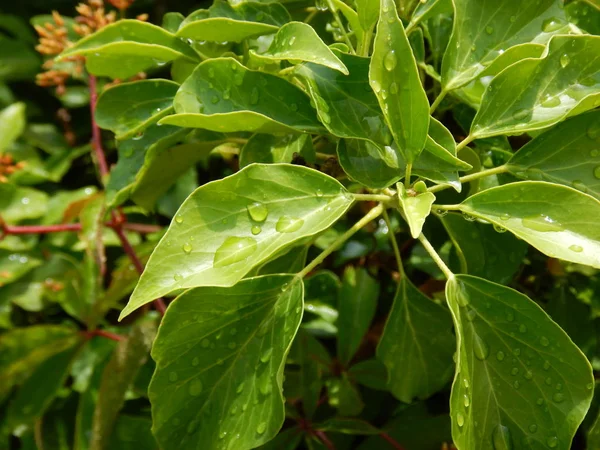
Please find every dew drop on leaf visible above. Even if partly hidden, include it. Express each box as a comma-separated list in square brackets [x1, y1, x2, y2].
[473, 334, 490, 360]
[463, 395, 470, 407]
[169, 372, 178, 382]
[496, 351, 505, 361]
[183, 243, 192, 254]
[213, 237, 258, 267]
[521, 214, 563, 232]
[201, 338, 210, 348]
[276, 216, 304, 233]
[384, 50, 397, 71]
[569, 244, 583, 253]
[540, 336, 550, 347]
[593, 166, 600, 179]
[547, 437, 558, 448]
[559, 53, 570, 68]
[250, 87, 260, 105]
[175, 215, 184, 224]
[236, 382, 244, 394]
[192, 357, 199, 366]
[260, 348, 273, 363]
[189, 379, 203, 396]
[251, 226, 261, 235]
[256, 422, 267, 435]
[511, 367, 519, 376]
[247, 201, 268, 222]
[492, 424, 513, 450]
[457, 413, 465, 427]
[553, 393, 565, 403]
[174, 273, 183, 282]
[511, 108, 529, 121]
[529, 424, 538, 433]
[485, 26, 494, 34]
[542, 18, 564, 32]
[519, 324, 527, 333]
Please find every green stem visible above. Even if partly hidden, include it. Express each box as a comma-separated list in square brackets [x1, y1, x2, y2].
[297, 203, 384, 278]
[358, 23, 375, 57]
[404, 163, 413, 189]
[417, 233, 454, 280]
[353, 193, 393, 203]
[429, 89, 447, 114]
[455, 134, 475, 153]
[382, 209, 405, 276]
[427, 165, 508, 194]
[326, 0, 356, 54]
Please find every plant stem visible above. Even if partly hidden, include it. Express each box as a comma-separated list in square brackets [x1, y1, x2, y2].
[380, 432, 406, 450]
[83, 329, 125, 342]
[298, 203, 384, 278]
[314, 431, 336, 450]
[382, 209, 405, 276]
[0, 221, 162, 237]
[353, 193, 393, 203]
[325, 0, 355, 54]
[358, 23, 375, 56]
[427, 165, 507, 194]
[417, 233, 454, 280]
[404, 163, 413, 189]
[88, 75, 109, 181]
[455, 134, 475, 153]
[429, 89, 447, 114]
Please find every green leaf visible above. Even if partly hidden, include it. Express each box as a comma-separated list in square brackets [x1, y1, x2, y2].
[378, 277, 454, 403]
[441, 213, 528, 284]
[446, 275, 594, 450]
[256, 428, 303, 450]
[290, 331, 325, 418]
[121, 164, 353, 319]
[95, 80, 180, 140]
[177, 1, 290, 43]
[369, 0, 430, 163]
[398, 182, 436, 239]
[240, 133, 315, 168]
[316, 418, 379, 435]
[441, 0, 571, 91]
[408, 0, 452, 31]
[0, 250, 42, 285]
[296, 52, 392, 145]
[90, 319, 156, 450]
[251, 22, 348, 74]
[162, 12, 185, 33]
[470, 35, 600, 139]
[161, 58, 322, 134]
[326, 375, 364, 416]
[0, 184, 48, 223]
[57, 20, 199, 79]
[337, 139, 401, 189]
[337, 266, 379, 365]
[357, 0, 380, 30]
[257, 245, 309, 276]
[0, 37, 40, 82]
[347, 359, 388, 391]
[0, 102, 25, 152]
[566, 0, 600, 35]
[150, 275, 303, 450]
[108, 416, 158, 450]
[450, 181, 600, 268]
[506, 110, 600, 200]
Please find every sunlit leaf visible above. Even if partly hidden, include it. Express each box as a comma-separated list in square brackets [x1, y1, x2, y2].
[337, 139, 401, 189]
[0, 102, 25, 152]
[240, 133, 315, 168]
[398, 182, 436, 239]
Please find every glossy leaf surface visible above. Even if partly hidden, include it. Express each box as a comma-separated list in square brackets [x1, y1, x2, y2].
[0, 102, 25, 152]
[452, 181, 600, 268]
[446, 275, 594, 450]
[121, 164, 353, 318]
[150, 275, 303, 450]
[378, 277, 454, 403]
[337, 139, 401, 189]
[239, 133, 315, 168]
[161, 58, 322, 134]
[370, 0, 430, 162]
[398, 182, 436, 239]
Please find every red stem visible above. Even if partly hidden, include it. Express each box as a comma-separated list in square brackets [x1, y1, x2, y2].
[380, 433, 406, 450]
[122, 222, 162, 233]
[82, 329, 125, 342]
[1, 221, 161, 236]
[88, 75, 110, 179]
[314, 431, 336, 450]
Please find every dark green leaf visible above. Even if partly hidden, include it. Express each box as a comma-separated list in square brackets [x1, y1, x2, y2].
[240, 133, 315, 168]
[347, 359, 388, 391]
[316, 418, 379, 435]
[337, 139, 401, 189]
[326, 375, 364, 416]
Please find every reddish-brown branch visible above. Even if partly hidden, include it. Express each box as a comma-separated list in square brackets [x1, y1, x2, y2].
[1, 221, 161, 236]
[88, 75, 110, 179]
[380, 432, 406, 450]
[82, 329, 125, 342]
[314, 431, 336, 450]
[122, 222, 162, 233]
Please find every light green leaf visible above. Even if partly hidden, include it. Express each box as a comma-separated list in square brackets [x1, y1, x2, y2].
[369, 0, 430, 163]
[90, 319, 156, 450]
[408, 0, 452, 31]
[162, 12, 185, 33]
[337, 139, 401, 189]
[240, 133, 315, 168]
[446, 275, 594, 450]
[161, 58, 322, 134]
[0, 184, 48, 223]
[357, 0, 380, 30]
[121, 164, 353, 319]
[506, 110, 600, 199]
[450, 181, 600, 268]
[398, 182, 436, 239]
[441, 0, 572, 91]
[296, 52, 392, 145]
[378, 277, 454, 403]
[177, 1, 290, 43]
[337, 266, 379, 365]
[0, 102, 25, 152]
[0, 250, 42, 286]
[470, 35, 600, 139]
[57, 20, 199, 79]
[95, 80, 179, 140]
[251, 22, 348, 74]
[332, 0, 364, 45]
[150, 275, 303, 450]
[441, 213, 528, 284]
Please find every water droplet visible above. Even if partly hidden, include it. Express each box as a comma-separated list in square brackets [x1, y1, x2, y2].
[540, 336, 550, 347]
[463, 378, 469, 388]
[512, 108, 529, 121]
[594, 166, 600, 179]
[289, 36, 296, 45]
[591, 149, 599, 157]
[208, 68, 215, 78]
[587, 123, 600, 140]
[536, 398, 544, 406]
[463, 395, 470, 407]
[542, 18, 564, 32]
[257, 422, 267, 434]
[513, 380, 520, 389]
[276, 216, 304, 233]
[473, 334, 489, 360]
[485, 26, 494, 34]
[260, 348, 273, 363]
[228, 342, 237, 349]
[371, 79, 382, 93]
[547, 436, 558, 448]
[559, 53, 571, 69]
[250, 87, 260, 105]
[510, 15, 516, 22]
[251, 226, 261, 235]
[320, 111, 331, 124]
[175, 215, 184, 224]
[521, 214, 563, 232]
[174, 273, 183, 282]
[219, 431, 227, 440]
[236, 382, 245, 394]
[587, 383, 594, 390]
[541, 95, 561, 108]
[247, 202, 268, 222]
[211, 95, 220, 104]
[384, 50, 397, 71]
[524, 370, 533, 380]
[133, 132, 144, 140]
[511, 367, 519, 376]
[169, 372, 178, 382]
[519, 324, 527, 333]
[457, 413, 465, 427]
[553, 393, 565, 403]
[201, 338, 210, 348]
[492, 424, 513, 450]
[213, 237, 258, 267]
[390, 82, 399, 94]
[556, 382, 562, 391]
[192, 357, 200, 366]
[543, 360, 550, 370]
[462, 212, 477, 222]
[493, 224, 507, 233]
[545, 376, 552, 386]
[569, 244, 583, 253]
[496, 351, 505, 361]
[183, 243, 192, 254]
[189, 379, 203, 396]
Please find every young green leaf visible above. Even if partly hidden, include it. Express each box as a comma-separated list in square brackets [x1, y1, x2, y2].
[446, 275, 594, 450]
[337, 266, 379, 365]
[356, 0, 380, 31]
[57, 20, 199, 79]
[506, 110, 600, 199]
[337, 139, 401, 189]
[448, 181, 600, 268]
[408, 0, 452, 31]
[95, 80, 179, 140]
[239, 133, 315, 168]
[296, 52, 392, 145]
[369, 0, 430, 163]
[326, 375, 364, 416]
[149, 275, 303, 450]
[441, 0, 571, 91]
[250, 22, 348, 74]
[398, 182, 436, 239]
[378, 277, 454, 403]
[0, 185, 47, 223]
[161, 58, 322, 134]
[121, 164, 353, 319]
[176, 1, 290, 43]
[471, 35, 600, 139]
[0, 102, 25, 152]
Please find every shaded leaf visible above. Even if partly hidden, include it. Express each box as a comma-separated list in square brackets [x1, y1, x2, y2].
[326, 375, 364, 416]
[316, 418, 379, 435]
[337, 139, 401, 189]
[408, 0, 452, 31]
[347, 359, 388, 391]
[240, 133, 315, 168]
